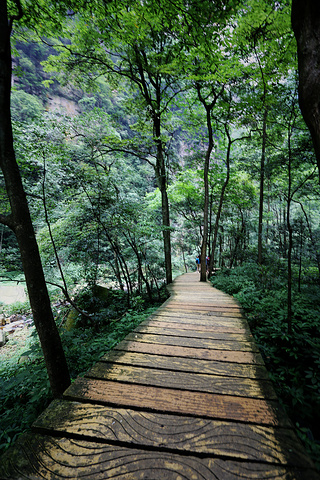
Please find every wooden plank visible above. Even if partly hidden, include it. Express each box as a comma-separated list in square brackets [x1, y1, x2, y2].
[142, 319, 250, 334]
[158, 307, 244, 317]
[150, 311, 249, 326]
[101, 349, 269, 379]
[1, 433, 318, 480]
[64, 377, 290, 427]
[150, 310, 248, 325]
[125, 331, 259, 352]
[32, 399, 315, 467]
[163, 305, 243, 315]
[135, 324, 253, 341]
[114, 340, 265, 364]
[166, 301, 242, 309]
[86, 361, 277, 399]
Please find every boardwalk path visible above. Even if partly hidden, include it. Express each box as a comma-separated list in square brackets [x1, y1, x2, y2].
[0, 273, 319, 479]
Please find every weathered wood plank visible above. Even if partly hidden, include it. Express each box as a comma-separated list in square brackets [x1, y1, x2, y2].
[86, 361, 276, 399]
[142, 319, 250, 334]
[125, 331, 259, 352]
[32, 399, 314, 467]
[114, 340, 264, 364]
[164, 305, 243, 316]
[150, 310, 248, 325]
[166, 301, 241, 309]
[101, 349, 269, 379]
[1, 433, 318, 480]
[158, 307, 244, 317]
[135, 324, 253, 341]
[64, 377, 290, 427]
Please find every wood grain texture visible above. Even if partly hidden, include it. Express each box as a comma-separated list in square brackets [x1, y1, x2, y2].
[86, 361, 277, 399]
[141, 319, 250, 334]
[125, 331, 259, 352]
[135, 324, 253, 342]
[101, 349, 269, 379]
[162, 306, 244, 317]
[64, 377, 290, 427]
[1, 433, 318, 480]
[32, 399, 313, 466]
[114, 340, 265, 364]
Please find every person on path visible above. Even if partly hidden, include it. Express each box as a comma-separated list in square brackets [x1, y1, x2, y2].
[196, 255, 201, 272]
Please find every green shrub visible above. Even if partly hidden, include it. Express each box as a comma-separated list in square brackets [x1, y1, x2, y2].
[211, 262, 320, 470]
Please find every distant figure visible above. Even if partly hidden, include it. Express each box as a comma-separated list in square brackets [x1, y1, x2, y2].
[196, 255, 201, 272]
[206, 256, 210, 273]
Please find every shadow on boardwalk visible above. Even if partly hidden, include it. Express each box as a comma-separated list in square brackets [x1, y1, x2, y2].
[0, 273, 319, 479]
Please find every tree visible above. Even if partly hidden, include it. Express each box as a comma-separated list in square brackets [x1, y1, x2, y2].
[0, 1, 70, 398]
[236, 0, 294, 263]
[292, 0, 320, 178]
[43, 0, 183, 284]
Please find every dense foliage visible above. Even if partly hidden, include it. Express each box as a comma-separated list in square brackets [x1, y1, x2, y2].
[211, 262, 320, 469]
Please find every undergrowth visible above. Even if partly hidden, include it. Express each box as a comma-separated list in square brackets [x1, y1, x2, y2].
[0, 287, 166, 457]
[211, 261, 320, 471]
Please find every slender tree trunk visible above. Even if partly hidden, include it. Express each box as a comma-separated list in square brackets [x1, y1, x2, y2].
[287, 133, 293, 335]
[200, 106, 213, 282]
[154, 115, 172, 285]
[298, 218, 303, 293]
[208, 128, 231, 278]
[195, 83, 224, 281]
[0, 4, 70, 397]
[180, 245, 188, 273]
[283, 206, 287, 257]
[258, 108, 268, 264]
[126, 234, 153, 301]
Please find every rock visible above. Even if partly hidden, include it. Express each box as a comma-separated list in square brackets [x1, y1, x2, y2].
[3, 319, 25, 332]
[18, 355, 30, 364]
[0, 329, 7, 347]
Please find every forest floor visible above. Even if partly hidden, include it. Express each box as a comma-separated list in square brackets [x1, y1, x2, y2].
[0, 283, 31, 361]
[0, 324, 33, 362]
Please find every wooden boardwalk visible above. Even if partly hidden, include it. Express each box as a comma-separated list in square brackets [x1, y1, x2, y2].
[0, 273, 319, 479]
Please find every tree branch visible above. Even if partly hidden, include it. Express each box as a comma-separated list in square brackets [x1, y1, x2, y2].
[0, 213, 15, 230]
[9, 0, 23, 32]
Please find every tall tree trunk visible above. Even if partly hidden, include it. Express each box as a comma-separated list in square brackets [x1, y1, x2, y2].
[195, 83, 224, 281]
[287, 129, 293, 334]
[208, 127, 231, 278]
[154, 115, 172, 285]
[0, 3, 70, 398]
[258, 108, 268, 264]
[292, 0, 320, 178]
[200, 106, 214, 282]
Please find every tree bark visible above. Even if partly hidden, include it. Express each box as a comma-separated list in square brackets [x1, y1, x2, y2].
[0, 2, 70, 398]
[195, 84, 223, 282]
[292, 0, 320, 178]
[208, 126, 231, 278]
[154, 114, 172, 285]
[200, 107, 213, 282]
[287, 128, 293, 334]
[258, 108, 268, 264]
